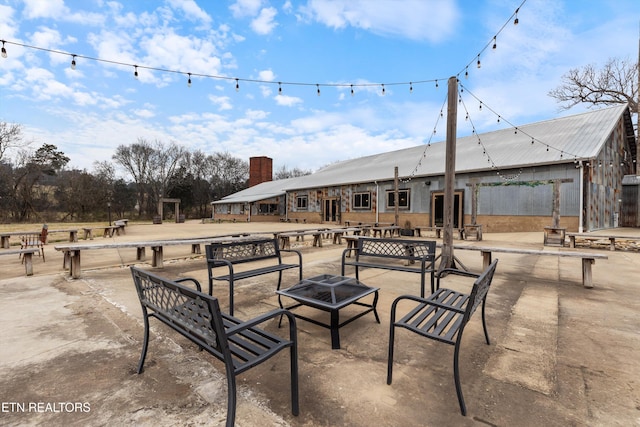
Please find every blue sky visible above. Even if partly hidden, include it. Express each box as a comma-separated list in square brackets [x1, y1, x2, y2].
[0, 0, 638, 176]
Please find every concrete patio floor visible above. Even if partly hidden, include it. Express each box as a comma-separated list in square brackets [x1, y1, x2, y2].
[1, 221, 639, 426]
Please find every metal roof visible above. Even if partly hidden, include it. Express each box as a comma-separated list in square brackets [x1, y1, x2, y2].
[213, 105, 631, 204]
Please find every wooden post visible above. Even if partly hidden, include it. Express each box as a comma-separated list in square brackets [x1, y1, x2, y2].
[394, 167, 399, 226]
[552, 180, 561, 228]
[439, 76, 458, 271]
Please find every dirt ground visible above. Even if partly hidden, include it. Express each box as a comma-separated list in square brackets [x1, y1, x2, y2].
[1, 221, 639, 426]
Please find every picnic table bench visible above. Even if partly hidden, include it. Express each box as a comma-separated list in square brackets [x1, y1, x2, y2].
[55, 234, 257, 279]
[206, 237, 303, 316]
[0, 248, 41, 276]
[566, 232, 640, 251]
[372, 225, 400, 238]
[414, 226, 465, 239]
[1, 228, 78, 248]
[130, 267, 299, 427]
[447, 243, 607, 288]
[82, 225, 124, 240]
[342, 237, 437, 297]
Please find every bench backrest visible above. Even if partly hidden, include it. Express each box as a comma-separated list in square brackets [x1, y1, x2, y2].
[357, 237, 436, 262]
[206, 238, 281, 265]
[463, 259, 498, 323]
[130, 267, 228, 361]
[21, 233, 44, 248]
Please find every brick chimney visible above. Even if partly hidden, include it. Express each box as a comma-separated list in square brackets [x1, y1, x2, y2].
[249, 156, 273, 187]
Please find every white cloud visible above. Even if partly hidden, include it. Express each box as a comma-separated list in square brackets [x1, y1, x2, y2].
[258, 69, 276, 81]
[167, 0, 212, 24]
[274, 94, 303, 107]
[209, 94, 233, 111]
[251, 7, 278, 35]
[299, 0, 459, 42]
[229, 0, 264, 18]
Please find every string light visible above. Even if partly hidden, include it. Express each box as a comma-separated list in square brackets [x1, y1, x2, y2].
[235, 78, 239, 92]
[187, 72, 192, 87]
[465, 66, 469, 79]
[0, 1, 527, 96]
[70, 55, 76, 70]
[381, 84, 385, 95]
[316, 84, 320, 96]
[134, 65, 138, 80]
[492, 36, 497, 50]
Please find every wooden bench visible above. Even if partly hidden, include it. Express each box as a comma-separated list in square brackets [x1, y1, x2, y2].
[0, 248, 41, 276]
[82, 226, 122, 240]
[388, 259, 499, 416]
[277, 229, 328, 249]
[0, 228, 77, 247]
[414, 226, 465, 239]
[372, 225, 400, 238]
[55, 235, 257, 279]
[130, 267, 299, 427]
[341, 237, 437, 298]
[448, 244, 607, 288]
[206, 238, 303, 316]
[566, 232, 640, 251]
[20, 233, 45, 262]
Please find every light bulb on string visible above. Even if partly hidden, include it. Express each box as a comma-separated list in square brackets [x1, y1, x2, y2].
[497, 116, 501, 123]
[435, 80, 439, 89]
[317, 84, 320, 96]
[71, 55, 76, 70]
[514, 8, 519, 25]
[477, 55, 481, 68]
[235, 78, 239, 92]
[492, 36, 497, 50]
[134, 65, 139, 80]
[350, 84, 354, 96]
[1, 41, 7, 58]
[409, 82, 413, 93]
[278, 82, 282, 95]
[479, 102, 482, 110]
[187, 73, 192, 87]
[381, 84, 385, 95]
[465, 67, 469, 79]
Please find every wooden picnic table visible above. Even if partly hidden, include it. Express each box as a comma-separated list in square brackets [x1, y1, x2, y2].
[566, 232, 640, 251]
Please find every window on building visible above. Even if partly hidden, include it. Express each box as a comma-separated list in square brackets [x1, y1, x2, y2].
[297, 196, 308, 210]
[353, 192, 371, 209]
[258, 203, 278, 214]
[386, 189, 410, 209]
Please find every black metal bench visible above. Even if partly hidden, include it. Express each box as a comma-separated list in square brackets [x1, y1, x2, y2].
[206, 238, 303, 316]
[341, 237, 437, 297]
[130, 267, 299, 427]
[387, 259, 499, 416]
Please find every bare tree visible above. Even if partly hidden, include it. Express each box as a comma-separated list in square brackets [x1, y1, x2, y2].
[548, 57, 638, 114]
[112, 138, 154, 216]
[0, 121, 28, 163]
[273, 164, 313, 180]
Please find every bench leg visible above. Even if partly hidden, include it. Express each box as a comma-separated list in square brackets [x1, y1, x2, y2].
[481, 251, 492, 270]
[609, 238, 616, 251]
[151, 246, 163, 268]
[23, 253, 34, 276]
[137, 247, 146, 261]
[191, 244, 201, 254]
[453, 341, 467, 416]
[582, 258, 595, 288]
[70, 250, 81, 279]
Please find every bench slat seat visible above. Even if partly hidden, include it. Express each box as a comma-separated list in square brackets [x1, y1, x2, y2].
[131, 267, 299, 427]
[206, 238, 303, 316]
[387, 259, 499, 416]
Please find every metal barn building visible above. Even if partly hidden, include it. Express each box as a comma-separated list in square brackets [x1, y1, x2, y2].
[212, 104, 637, 233]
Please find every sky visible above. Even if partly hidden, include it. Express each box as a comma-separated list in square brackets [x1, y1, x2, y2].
[0, 0, 638, 178]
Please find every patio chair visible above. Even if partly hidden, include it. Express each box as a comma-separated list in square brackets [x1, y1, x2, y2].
[387, 259, 498, 416]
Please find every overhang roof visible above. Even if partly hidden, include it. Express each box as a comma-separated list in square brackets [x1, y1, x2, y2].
[213, 104, 633, 204]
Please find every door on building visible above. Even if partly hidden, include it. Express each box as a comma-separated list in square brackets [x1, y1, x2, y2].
[323, 198, 339, 222]
[431, 192, 463, 228]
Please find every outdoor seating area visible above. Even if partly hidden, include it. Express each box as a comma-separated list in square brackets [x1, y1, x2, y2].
[1, 220, 639, 426]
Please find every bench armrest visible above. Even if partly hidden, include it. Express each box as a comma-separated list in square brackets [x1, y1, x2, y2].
[280, 248, 303, 265]
[174, 277, 202, 292]
[436, 268, 480, 292]
[226, 309, 297, 338]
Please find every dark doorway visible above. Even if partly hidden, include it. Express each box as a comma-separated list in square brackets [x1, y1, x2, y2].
[323, 198, 339, 222]
[431, 192, 463, 228]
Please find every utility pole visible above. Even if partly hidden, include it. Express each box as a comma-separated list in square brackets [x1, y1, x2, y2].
[439, 76, 458, 271]
[394, 167, 399, 226]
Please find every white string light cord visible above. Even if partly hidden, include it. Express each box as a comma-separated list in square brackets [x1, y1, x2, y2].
[458, 82, 581, 173]
[0, 1, 527, 96]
